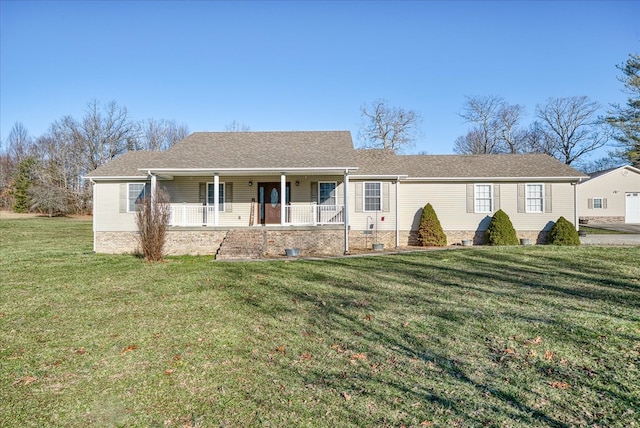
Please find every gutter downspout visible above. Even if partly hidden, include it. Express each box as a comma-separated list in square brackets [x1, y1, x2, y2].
[90, 179, 96, 253]
[344, 170, 350, 254]
[395, 176, 400, 248]
[573, 181, 579, 230]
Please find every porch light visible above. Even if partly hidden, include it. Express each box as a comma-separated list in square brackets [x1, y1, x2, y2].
[295, 181, 300, 186]
[248, 181, 253, 186]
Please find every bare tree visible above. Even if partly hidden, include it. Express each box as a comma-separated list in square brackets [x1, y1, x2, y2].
[140, 119, 189, 151]
[457, 95, 527, 154]
[458, 95, 504, 154]
[224, 120, 251, 132]
[6, 122, 35, 162]
[66, 100, 141, 171]
[453, 129, 487, 154]
[536, 96, 611, 165]
[521, 121, 554, 155]
[497, 103, 526, 154]
[358, 99, 422, 152]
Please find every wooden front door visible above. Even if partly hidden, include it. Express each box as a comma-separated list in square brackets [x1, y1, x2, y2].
[259, 182, 290, 224]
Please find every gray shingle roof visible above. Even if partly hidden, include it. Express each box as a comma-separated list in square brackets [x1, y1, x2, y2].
[353, 151, 587, 179]
[85, 150, 167, 178]
[156, 131, 357, 169]
[87, 131, 586, 180]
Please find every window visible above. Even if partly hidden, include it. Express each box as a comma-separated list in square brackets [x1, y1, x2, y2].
[364, 182, 381, 211]
[206, 182, 225, 211]
[319, 182, 336, 205]
[128, 183, 150, 212]
[593, 197, 603, 209]
[474, 184, 492, 213]
[526, 184, 543, 213]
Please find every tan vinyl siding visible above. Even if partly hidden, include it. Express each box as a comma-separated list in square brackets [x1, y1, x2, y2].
[93, 181, 141, 232]
[348, 180, 397, 231]
[393, 181, 576, 233]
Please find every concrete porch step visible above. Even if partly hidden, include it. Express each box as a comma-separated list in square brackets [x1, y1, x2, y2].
[216, 229, 266, 260]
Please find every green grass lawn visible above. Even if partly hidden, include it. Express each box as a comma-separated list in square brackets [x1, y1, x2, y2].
[1, 217, 639, 427]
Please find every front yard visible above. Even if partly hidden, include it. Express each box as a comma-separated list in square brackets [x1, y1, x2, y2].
[1, 217, 639, 427]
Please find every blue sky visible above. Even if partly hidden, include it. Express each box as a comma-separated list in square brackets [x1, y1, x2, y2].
[1, 0, 638, 157]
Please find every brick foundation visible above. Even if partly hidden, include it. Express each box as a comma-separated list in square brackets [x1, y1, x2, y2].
[95, 227, 553, 257]
[264, 228, 344, 257]
[95, 229, 227, 255]
[579, 216, 625, 225]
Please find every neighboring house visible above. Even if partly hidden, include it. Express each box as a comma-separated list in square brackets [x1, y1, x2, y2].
[85, 131, 587, 257]
[578, 165, 640, 224]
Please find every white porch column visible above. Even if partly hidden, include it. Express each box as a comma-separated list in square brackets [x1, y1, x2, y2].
[280, 173, 286, 225]
[213, 174, 220, 227]
[149, 173, 157, 206]
[344, 170, 350, 254]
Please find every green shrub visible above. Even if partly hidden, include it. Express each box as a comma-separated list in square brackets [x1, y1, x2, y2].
[485, 209, 519, 246]
[547, 216, 580, 246]
[418, 203, 447, 246]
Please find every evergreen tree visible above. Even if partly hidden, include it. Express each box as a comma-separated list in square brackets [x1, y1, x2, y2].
[10, 157, 36, 213]
[417, 203, 447, 246]
[607, 53, 640, 167]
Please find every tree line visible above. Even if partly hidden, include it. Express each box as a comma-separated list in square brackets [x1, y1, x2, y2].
[0, 100, 189, 215]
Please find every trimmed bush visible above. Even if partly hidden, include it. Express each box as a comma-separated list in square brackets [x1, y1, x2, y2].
[485, 209, 519, 246]
[547, 216, 580, 246]
[418, 203, 447, 247]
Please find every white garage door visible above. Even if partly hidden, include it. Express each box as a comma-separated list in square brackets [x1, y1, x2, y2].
[626, 192, 640, 223]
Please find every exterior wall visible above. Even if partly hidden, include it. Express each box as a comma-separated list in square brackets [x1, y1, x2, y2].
[578, 167, 640, 223]
[347, 179, 577, 246]
[93, 181, 141, 232]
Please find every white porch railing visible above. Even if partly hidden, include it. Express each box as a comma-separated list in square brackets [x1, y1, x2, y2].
[169, 203, 217, 227]
[285, 204, 344, 225]
[168, 203, 344, 226]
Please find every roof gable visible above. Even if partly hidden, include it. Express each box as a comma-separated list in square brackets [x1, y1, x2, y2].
[581, 165, 640, 183]
[162, 131, 356, 169]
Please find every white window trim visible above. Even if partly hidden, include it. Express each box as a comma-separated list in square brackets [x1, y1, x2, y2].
[593, 197, 604, 209]
[127, 182, 148, 213]
[206, 182, 226, 212]
[363, 181, 382, 212]
[319, 181, 337, 206]
[525, 183, 544, 213]
[474, 184, 493, 214]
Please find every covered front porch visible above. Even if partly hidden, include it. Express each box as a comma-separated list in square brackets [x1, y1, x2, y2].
[145, 167, 354, 253]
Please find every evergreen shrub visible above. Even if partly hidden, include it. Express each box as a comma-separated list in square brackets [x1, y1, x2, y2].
[418, 203, 447, 246]
[547, 216, 580, 246]
[485, 209, 519, 246]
